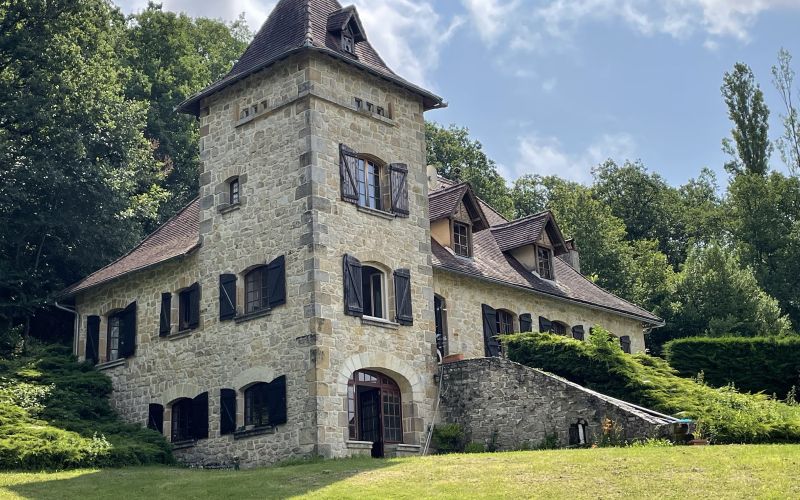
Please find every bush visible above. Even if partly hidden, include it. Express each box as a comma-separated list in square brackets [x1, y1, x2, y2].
[504, 328, 800, 444]
[432, 423, 466, 454]
[464, 442, 486, 453]
[665, 336, 800, 401]
[0, 342, 172, 470]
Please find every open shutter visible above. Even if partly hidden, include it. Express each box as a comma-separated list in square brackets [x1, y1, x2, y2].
[340, 144, 359, 203]
[220, 389, 237, 435]
[159, 293, 171, 336]
[393, 268, 413, 325]
[572, 325, 585, 341]
[343, 254, 363, 316]
[267, 375, 288, 426]
[119, 302, 137, 358]
[219, 274, 237, 321]
[482, 304, 500, 357]
[620, 335, 632, 354]
[539, 316, 552, 333]
[148, 403, 164, 434]
[85, 316, 100, 364]
[389, 163, 409, 216]
[267, 255, 287, 308]
[188, 283, 200, 329]
[519, 313, 533, 333]
[192, 392, 209, 440]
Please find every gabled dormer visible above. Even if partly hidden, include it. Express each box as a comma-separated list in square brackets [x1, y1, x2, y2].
[490, 211, 568, 280]
[429, 183, 490, 258]
[327, 6, 367, 57]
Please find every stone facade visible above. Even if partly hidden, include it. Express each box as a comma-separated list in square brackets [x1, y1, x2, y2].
[439, 358, 674, 450]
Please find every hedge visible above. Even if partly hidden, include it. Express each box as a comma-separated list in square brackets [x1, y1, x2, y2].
[664, 336, 800, 400]
[504, 329, 800, 444]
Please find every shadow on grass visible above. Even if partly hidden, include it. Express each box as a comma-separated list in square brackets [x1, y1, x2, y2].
[5, 457, 398, 500]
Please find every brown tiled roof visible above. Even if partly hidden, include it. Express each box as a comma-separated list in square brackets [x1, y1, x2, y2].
[62, 199, 201, 296]
[177, 0, 444, 115]
[431, 232, 661, 324]
[428, 182, 490, 231]
[491, 212, 550, 252]
[432, 176, 507, 226]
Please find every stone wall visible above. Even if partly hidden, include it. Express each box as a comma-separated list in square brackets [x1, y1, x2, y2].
[439, 358, 672, 450]
[433, 269, 648, 358]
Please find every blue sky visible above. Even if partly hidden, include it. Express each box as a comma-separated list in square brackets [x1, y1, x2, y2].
[119, 0, 800, 187]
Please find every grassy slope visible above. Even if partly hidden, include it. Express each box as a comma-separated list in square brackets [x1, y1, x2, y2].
[1, 445, 799, 499]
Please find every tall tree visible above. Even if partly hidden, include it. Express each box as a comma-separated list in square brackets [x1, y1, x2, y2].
[511, 174, 548, 218]
[425, 122, 513, 218]
[0, 0, 165, 335]
[721, 63, 772, 176]
[772, 48, 800, 176]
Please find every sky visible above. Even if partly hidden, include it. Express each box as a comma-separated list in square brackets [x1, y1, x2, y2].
[119, 0, 800, 187]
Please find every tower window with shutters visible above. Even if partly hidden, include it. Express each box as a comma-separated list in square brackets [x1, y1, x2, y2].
[362, 266, 386, 319]
[357, 158, 382, 210]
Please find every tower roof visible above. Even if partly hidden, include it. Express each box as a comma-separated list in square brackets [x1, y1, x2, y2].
[177, 0, 445, 114]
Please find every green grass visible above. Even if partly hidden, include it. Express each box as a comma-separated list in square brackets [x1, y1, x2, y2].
[1, 445, 799, 499]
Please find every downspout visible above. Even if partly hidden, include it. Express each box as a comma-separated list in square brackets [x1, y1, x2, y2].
[54, 301, 79, 356]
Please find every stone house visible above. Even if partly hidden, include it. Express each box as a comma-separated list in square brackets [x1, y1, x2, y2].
[61, 0, 666, 467]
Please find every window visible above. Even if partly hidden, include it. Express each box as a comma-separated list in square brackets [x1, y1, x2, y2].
[245, 267, 266, 314]
[178, 283, 200, 331]
[171, 398, 193, 442]
[230, 177, 240, 205]
[244, 376, 288, 428]
[357, 158, 382, 209]
[148, 403, 164, 434]
[537, 246, 553, 280]
[552, 322, 567, 336]
[569, 420, 588, 446]
[376, 106, 385, 117]
[366, 102, 374, 113]
[354, 97, 363, 110]
[107, 314, 121, 361]
[434, 295, 448, 357]
[362, 266, 385, 319]
[106, 302, 136, 361]
[342, 34, 354, 54]
[620, 335, 632, 354]
[347, 370, 403, 446]
[453, 222, 471, 257]
[244, 256, 287, 315]
[496, 309, 514, 335]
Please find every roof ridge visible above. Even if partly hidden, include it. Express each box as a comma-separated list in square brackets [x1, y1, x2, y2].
[491, 210, 551, 229]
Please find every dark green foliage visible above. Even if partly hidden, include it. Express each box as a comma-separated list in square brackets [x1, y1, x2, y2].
[505, 328, 800, 444]
[431, 423, 466, 454]
[0, 343, 172, 470]
[665, 337, 800, 401]
[721, 63, 772, 176]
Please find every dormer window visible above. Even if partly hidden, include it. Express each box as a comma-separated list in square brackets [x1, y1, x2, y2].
[537, 245, 553, 280]
[342, 33, 354, 54]
[453, 222, 472, 257]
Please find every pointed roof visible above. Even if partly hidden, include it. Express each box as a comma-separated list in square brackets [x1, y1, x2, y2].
[428, 182, 490, 231]
[490, 211, 569, 255]
[177, 0, 445, 115]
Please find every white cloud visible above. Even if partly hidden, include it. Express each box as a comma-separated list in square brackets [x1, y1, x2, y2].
[510, 132, 636, 182]
[541, 77, 558, 93]
[462, 0, 520, 43]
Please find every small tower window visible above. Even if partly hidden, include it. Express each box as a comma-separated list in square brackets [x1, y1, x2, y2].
[342, 34, 354, 54]
[230, 177, 240, 205]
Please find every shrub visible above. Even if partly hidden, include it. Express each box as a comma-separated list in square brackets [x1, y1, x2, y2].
[0, 342, 172, 470]
[665, 336, 800, 401]
[432, 423, 466, 454]
[464, 442, 486, 453]
[504, 328, 800, 444]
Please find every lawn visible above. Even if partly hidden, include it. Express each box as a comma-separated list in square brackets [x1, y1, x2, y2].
[2, 445, 799, 499]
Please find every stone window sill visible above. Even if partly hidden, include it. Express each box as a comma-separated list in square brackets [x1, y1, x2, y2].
[218, 203, 242, 215]
[172, 439, 197, 450]
[95, 358, 127, 371]
[346, 440, 373, 451]
[234, 309, 271, 324]
[357, 205, 396, 220]
[166, 330, 194, 341]
[361, 316, 400, 330]
[233, 425, 276, 440]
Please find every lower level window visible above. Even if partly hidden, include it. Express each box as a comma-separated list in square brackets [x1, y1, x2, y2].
[552, 322, 567, 335]
[496, 310, 514, 335]
[107, 315, 120, 361]
[171, 398, 193, 442]
[245, 383, 270, 427]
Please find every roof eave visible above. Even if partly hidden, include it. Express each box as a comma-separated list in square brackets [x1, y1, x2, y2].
[176, 46, 447, 116]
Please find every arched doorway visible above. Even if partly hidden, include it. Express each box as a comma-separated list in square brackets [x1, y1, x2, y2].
[348, 370, 402, 458]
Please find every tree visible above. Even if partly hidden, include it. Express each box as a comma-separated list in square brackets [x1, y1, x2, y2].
[511, 174, 548, 218]
[772, 48, 800, 176]
[676, 168, 725, 248]
[425, 122, 513, 218]
[721, 63, 772, 176]
[125, 3, 250, 225]
[0, 0, 166, 337]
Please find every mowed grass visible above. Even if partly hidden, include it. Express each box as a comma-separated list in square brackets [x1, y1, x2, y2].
[2, 445, 799, 499]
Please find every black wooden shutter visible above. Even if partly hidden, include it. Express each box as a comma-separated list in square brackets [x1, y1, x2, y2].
[620, 335, 632, 354]
[267, 255, 287, 308]
[267, 375, 288, 426]
[393, 268, 413, 325]
[389, 163, 409, 216]
[220, 388, 237, 435]
[539, 316, 552, 333]
[86, 315, 100, 364]
[343, 254, 363, 316]
[148, 403, 164, 434]
[482, 304, 500, 357]
[119, 302, 137, 358]
[219, 274, 237, 321]
[568, 424, 580, 446]
[159, 293, 171, 337]
[192, 392, 209, 440]
[519, 313, 533, 333]
[572, 325, 585, 341]
[340, 144, 359, 203]
[188, 283, 200, 329]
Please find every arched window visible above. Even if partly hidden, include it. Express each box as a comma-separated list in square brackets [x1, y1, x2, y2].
[107, 313, 121, 361]
[552, 321, 568, 336]
[171, 398, 193, 442]
[357, 157, 384, 210]
[245, 267, 268, 314]
[434, 295, 448, 358]
[243, 376, 288, 428]
[496, 309, 515, 335]
[362, 265, 386, 319]
[347, 370, 402, 457]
